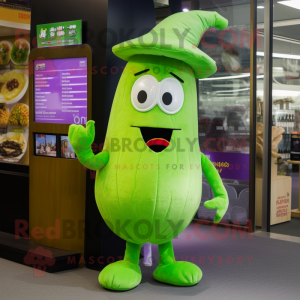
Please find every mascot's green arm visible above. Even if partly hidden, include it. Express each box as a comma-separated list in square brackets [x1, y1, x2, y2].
[201, 152, 229, 223]
[68, 120, 109, 171]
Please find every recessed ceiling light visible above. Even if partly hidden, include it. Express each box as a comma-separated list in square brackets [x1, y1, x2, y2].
[257, 6, 264, 9]
[278, 1, 300, 10]
[183, 8, 189, 12]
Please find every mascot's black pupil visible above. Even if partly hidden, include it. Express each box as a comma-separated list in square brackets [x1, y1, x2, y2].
[137, 90, 147, 103]
[162, 92, 172, 105]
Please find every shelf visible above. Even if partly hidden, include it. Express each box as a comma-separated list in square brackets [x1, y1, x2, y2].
[257, 82, 300, 97]
[273, 110, 295, 113]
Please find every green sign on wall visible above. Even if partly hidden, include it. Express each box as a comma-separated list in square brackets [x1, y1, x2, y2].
[37, 20, 82, 48]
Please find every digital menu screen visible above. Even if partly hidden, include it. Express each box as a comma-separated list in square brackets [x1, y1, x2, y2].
[34, 57, 87, 124]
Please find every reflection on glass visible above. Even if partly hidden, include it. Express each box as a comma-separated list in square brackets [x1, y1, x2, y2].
[196, 3, 251, 227]
[153, 0, 169, 8]
[268, 1, 300, 236]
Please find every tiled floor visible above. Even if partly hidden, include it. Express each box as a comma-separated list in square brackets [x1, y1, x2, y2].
[1, 223, 300, 300]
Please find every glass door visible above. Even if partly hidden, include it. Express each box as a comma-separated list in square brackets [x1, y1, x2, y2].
[269, 0, 300, 237]
[194, 0, 254, 229]
[257, 0, 300, 236]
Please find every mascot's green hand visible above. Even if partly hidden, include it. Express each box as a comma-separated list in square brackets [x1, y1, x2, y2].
[69, 120, 95, 152]
[68, 120, 109, 171]
[203, 197, 229, 223]
[201, 153, 229, 223]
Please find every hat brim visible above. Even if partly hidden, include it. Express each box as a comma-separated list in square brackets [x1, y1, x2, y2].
[113, 38, 217, 79]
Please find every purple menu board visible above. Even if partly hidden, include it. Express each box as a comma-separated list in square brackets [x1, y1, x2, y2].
[34, 57, 87, 124]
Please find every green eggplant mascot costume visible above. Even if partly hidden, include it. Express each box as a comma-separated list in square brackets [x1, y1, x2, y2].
[69, 10, 229, 291]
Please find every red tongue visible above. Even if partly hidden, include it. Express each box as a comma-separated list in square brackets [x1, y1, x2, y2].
[147, 138, 170, 147]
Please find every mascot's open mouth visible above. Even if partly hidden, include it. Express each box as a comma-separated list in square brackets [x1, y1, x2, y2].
[132, 126, 181, 153]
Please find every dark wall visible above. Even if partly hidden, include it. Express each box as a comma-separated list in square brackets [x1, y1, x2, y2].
[104, 0, 156, 126]
[6, 0, 31, 7]
[170, 0, 182, 14]
[89, 0, 156, 270]
[0, 167, 29, 236]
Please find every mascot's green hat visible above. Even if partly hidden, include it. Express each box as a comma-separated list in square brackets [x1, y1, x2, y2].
[112, 10, 228, 79]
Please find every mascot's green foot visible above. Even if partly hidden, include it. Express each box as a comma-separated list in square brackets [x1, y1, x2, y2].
[99, 260, 142, 291]
[154, 261, 202, 286]
[154, 241, 202, 286]
[98, 241, 142, 291]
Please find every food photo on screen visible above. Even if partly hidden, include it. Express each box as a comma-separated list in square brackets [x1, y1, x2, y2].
[0, 103, 9, 128]
[61, 136, 76, 159]
[0, 36, 30, 166]
[0, 131, 27, 161]
[10, 39, 30, 65]
[9, 103, 29, 126]
[35, 134, 57, 157]
[0, 69, 29, 104]
[0, 41, 12, 66]
[34, 57, 87, 125]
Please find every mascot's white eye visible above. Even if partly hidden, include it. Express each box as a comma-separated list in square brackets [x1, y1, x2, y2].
[131, 75, 158, 112]
[158, 77, 184, 114]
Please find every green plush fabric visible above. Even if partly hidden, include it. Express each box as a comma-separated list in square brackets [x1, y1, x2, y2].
[68, 10, 229, 291]
[113, 10, 228, 79]
[201, 153, 229, 223]
[153, 241, 202, 286]
[69, 121, 109, 170]
[99, 242, 142, 291]
[96, 55, 203, 245]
